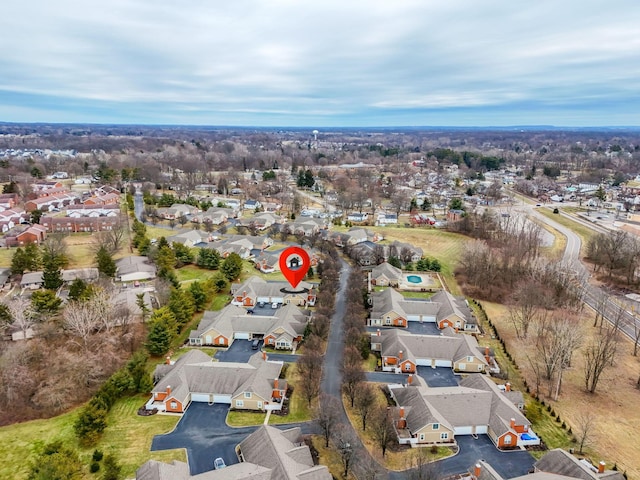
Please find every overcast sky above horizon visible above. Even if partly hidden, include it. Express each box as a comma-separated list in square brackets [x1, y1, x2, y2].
[2, 0, 640, 127]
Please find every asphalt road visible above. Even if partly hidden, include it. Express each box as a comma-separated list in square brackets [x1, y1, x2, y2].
[522, 202, 640, 343]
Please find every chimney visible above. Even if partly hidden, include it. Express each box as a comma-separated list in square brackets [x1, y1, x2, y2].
[485, 346, 490, 356]
[506, 382, 511, 392]
[474, 464, 482, 479]
[399, 407, 405, 418]
[377, 329, 381, 337]
[243, 290, 247, 297]
[262, 351, 267, 361]
[407, 374, 413, 385]
[598, 461, 606, 474]
[398, 350, 403, 360]
[485, 354, 491, 365]
[166, 385, 171, 396]
[510, 418, 516, 429]
[165, 355, 171, 365]
[274, 378, 279, 390]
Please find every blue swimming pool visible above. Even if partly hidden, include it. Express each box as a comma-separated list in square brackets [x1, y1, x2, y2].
[406, 275, 422, 284]
[521, 432, 538, 441]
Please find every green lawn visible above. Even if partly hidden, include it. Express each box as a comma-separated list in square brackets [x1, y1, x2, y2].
[226, 411, 266, 427]
[0, 395, 182, 480]
[175, 264, 214, 284]
[400, 290, 435, 299]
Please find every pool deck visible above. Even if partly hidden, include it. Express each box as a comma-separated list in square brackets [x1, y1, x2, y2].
[398, 272, 439, 291]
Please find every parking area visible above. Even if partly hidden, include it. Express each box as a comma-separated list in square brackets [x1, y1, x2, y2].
[248, 303, 278, 316]
[215, 340, 263, 363]
[406, 321, 441, 335]
[416, 366, 459, 387]
[215, 340, 299, 363]
[436, 435, 534, 479]
[151, 403, 257, 475]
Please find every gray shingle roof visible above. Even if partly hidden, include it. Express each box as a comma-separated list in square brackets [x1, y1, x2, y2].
[152, 350, 282, 404]
[534, 449, 625, 480]
[238, 426, 332, 480]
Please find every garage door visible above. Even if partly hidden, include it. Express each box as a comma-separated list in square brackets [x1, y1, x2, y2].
[416, 358, 432, 366]
[234, 332, 250, 340]
[407, 315, 421, 322]
[271, 297, 284, 304]
[257, 296, 270, 304]
[435, 360, 452, 367]
[213, 394, 232, 404]
[191, 393, 210, 403]
[455, 426, 474, 435]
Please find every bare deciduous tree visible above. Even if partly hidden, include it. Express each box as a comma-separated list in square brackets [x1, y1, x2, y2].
[5, 297, 37, 340]
[355, 383, 376, 431]
[369, 404, 395, 458]
[315, 394, 341, 447]
[583, 322, 618, 394]
[574, 411, 596, 454]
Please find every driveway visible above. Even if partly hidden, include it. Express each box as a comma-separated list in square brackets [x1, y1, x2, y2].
[214, 340, 299, 364]
[151, 403, 256, 475]
[417, 366, 460, 387]
[151, 403, 319, 475]
[434, 435, 535, 479]
[366, 372, 408, 384]
[214, 340, 260, 363]
[366, 322, 441, 336]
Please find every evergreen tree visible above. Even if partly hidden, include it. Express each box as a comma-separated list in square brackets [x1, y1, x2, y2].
[28, 443, 84, 480]
[221, 252, 243, 281]
[145, 307, 177, 356]
[172, 243, 194, 267]
[96, 246, 117, 277]
[31, 290, 63, 314]
[168, 288, 195, 330]
[42, 252, 64, 291]
[189, 281, 207, 311]
[101, 454, 122, 480]
[196, 248, 220, 269]
[136, 293, 150, 321]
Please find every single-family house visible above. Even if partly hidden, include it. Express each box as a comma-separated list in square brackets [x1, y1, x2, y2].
[291, 217, 327, 236]
[191, 206, 234, 225]
[115, 256, 157, 282]
[166, 230, 213, 247]
[156, 203, 198, 220]
[31, 180, 63, 192]
[388, 240, 424, 263]
[347, 212, 368, 223]
[147, 350, 286, 413]
[243, 199, 261, 210]
[377, 213, 399, 225]
[533, 449, 624, 480]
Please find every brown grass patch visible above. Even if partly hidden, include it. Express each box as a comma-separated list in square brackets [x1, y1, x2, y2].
[484, 301, 640, 477]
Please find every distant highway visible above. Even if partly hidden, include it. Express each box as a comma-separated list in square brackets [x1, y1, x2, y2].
[518, 202, 640, 343]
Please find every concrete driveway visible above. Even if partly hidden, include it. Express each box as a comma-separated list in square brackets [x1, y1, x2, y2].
[151, 403, 256, 475]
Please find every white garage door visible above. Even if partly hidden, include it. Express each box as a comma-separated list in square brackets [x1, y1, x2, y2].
[234, 332, 250, 340]
[455, 426, 474, 435]
[476, 426, 488, 434]
[407, 315, 421, 322]
[416, 358, 432, 366]
[257, 296, 270, 303]
[435, 360, 452, 367]
[213, 394, 232, 404]
[191, 393, 210, 403]
[271, 297, 284, 304]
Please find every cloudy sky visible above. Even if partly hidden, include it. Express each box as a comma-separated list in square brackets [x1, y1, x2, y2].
[2, 0, 639, 126]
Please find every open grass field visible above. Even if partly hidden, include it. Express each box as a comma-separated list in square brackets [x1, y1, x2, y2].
[0, 395, 183, 480]
[369, 226, 469, 295]
[481, 300, 640, 477]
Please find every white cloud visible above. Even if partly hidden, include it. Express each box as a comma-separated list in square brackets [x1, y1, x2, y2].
[1, 0, 639, 124]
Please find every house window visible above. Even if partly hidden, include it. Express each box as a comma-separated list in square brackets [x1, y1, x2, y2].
[440, 433, 448, 440]
[419, 434, 425, 441]
[467, 356, 473, 362]
[405, 363, 412, 371]
[244, 392, 251, 398]
[236, 400, 244, 408]
[385, 316, 391, 325]
[257, 401, 263, 409]
[458, 363, 466, 370]
[504, 435, 512, 445]
[170, 401, 177, 409]
[433, 423, 439, 430]
[478, 364, 483, 371]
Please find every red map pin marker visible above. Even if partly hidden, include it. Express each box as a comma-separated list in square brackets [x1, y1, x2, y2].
[279, 246, 310, 289]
